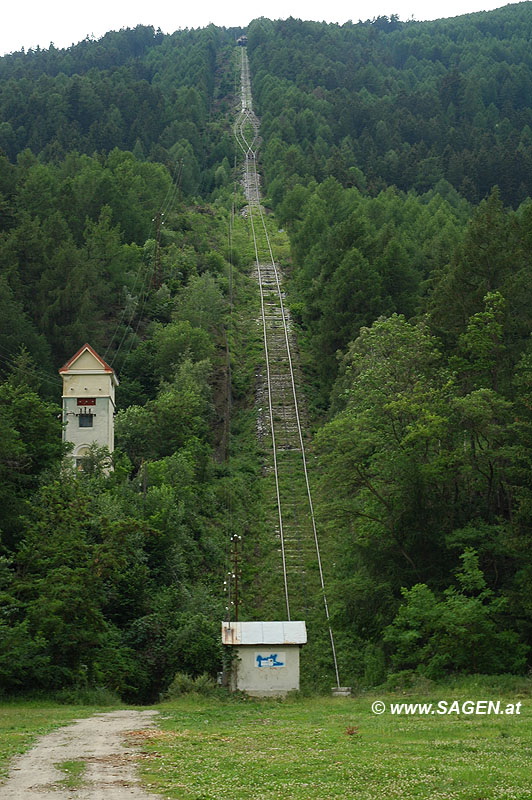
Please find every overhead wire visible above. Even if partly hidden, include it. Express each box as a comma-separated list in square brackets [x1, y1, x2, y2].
[237, 45, 290, 620]
[112, 159, 185, 375]
[224, 50, 244, 625]
[0, 342, 62, 389]
[104, 157, 184, 371]
[110, 259, 153, 374]
[103, 165, 175, 363]
[238, 46, 341, 686]
[102, 254, 149, 364]
[160, 159, 184, 217]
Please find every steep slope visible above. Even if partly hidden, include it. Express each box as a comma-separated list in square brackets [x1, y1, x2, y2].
[234, 47, 340, 687]
[248, 5, 532, 210]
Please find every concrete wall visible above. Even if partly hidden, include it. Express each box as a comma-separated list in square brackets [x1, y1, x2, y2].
[63, 396, 114, 457]
[60, 347, 118, 468]
[62, 371, 116, 404]
[231, 645, 301, 696]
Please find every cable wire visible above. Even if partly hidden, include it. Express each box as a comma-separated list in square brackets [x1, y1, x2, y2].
[238, 47, 341, 686]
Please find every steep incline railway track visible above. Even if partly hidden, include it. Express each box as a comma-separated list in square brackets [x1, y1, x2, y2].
[235, 48, 340, 686]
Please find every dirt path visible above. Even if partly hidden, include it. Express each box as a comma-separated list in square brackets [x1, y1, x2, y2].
[0, 709, 161, 799]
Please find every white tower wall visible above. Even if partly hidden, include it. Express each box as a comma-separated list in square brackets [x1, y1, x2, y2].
[59, 344, 118, 467]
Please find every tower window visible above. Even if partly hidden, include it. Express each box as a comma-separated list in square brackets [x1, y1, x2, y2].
[79, 415, 93, 428]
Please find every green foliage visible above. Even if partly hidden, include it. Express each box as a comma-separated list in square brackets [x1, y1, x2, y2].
[0, 379, 64, 551]
[248, 8, 532, 210]
[362, 643, 387, 687]
[54, 759, 87, 790]
[10, 479, 143, 690]
[0, 26, 234, 197]
[0, 620, 51, 694]
[317, 310, 532, 681]
[0, 277, 52, 383]
[53, 687, 120, 706]
[4, 6, 532, 701]
[152, 320, 214, 380]
[384, 550, 528, 677]
[163, 672, 218, 699]
[284, 179, 468, 393]
[116, 359, 213, 465]
[177, 273, 227, 332]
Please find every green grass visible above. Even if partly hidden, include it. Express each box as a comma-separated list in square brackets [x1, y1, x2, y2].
[1, 683, 531, 798]
[55, 759, 87, 789]
[137, 686, 532, 800]
[0, 699, 120, 780]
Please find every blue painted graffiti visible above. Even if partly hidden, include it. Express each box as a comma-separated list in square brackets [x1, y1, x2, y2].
[256, 653, 284, 668]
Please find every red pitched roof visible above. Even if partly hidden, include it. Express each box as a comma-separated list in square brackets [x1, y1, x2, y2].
[59, 343, 115, 374]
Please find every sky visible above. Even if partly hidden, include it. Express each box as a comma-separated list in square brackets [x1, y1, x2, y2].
[0, 0, 515, 57]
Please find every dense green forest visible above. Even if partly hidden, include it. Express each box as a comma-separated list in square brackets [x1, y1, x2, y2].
[248, 6, 532, 209]
[0, 25, 261, 701]
[3, 4, 532, 698]
[245, 6, 532, 684]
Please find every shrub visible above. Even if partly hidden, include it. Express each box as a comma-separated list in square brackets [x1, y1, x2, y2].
[163, 671, 217, 699]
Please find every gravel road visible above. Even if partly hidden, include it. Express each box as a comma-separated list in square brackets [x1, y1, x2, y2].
[0, 709, 161, 799]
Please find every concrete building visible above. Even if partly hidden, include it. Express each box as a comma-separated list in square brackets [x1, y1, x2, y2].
[222, 620, 307, 696]
[59, 344, 118, 469]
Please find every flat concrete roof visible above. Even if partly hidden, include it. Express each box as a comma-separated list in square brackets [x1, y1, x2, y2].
[222, 621, 307, 646]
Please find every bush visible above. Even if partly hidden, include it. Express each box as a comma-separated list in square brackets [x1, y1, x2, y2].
[162, 672, 217, 699]
[362, 643, 387, 687]
[54, 686, 121, 706]
[384, 551, 529, 678]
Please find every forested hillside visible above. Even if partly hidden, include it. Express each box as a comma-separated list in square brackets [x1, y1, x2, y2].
[248, 5, 532, 208]
[0, 25, 263, 701]
[246, 5, 532, 685]
[3, 4, 532, 698]
[246, 7, 532, 391]
[0, 25, 234, 190]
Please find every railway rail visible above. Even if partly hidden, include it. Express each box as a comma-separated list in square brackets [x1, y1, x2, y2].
[235, 48, 340, 686]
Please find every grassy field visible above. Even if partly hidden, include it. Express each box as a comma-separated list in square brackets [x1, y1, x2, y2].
[1, 680, 531, 799]
[136, 680, 532, 800]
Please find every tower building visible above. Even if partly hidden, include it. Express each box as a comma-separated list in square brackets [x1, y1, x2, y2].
[59, 344, 118, 468]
